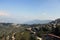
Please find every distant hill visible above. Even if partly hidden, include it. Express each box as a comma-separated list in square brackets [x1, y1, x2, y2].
[24, 20, 52, 24]
[50, 18, 60, 24]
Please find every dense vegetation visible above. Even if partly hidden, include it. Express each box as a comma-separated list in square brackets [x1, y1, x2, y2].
[0, 19, 60, 40]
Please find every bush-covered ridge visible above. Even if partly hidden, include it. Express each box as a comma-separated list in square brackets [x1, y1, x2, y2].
[0, 18, 60, 40]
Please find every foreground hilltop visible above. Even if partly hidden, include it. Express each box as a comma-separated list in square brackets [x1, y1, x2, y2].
[0, 18, 60, 40]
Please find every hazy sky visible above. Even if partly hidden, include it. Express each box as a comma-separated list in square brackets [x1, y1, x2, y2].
[0, 0, 60, 23]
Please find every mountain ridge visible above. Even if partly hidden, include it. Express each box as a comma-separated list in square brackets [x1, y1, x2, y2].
[23, 20, 52, 24]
